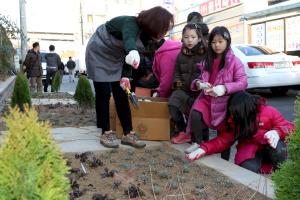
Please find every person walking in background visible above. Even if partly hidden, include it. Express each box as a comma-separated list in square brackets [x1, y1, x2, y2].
[44, 45, 62, 92]
[172, 26, 248, 156]
[23, 42, 43, 93]
[169, 23, 207, 140]
[85, 6, 174, 149]
[187, 91, 294, 174]
[66, 56, 76, 82]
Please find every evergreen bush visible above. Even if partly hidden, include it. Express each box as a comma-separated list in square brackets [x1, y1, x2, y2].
[74, 75, 94, 109]
[52, 71, 61, 92]
[272, 95, 300, 199]
[0, 14, 19, 79]
[0, 107, 70, 200]
[10, 73, 31, 111]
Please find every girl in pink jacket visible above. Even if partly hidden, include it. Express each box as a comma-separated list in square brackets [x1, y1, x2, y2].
[152, 40, 182, 98]
[172, 26, 248, 155]
[187, 91, 294, 173]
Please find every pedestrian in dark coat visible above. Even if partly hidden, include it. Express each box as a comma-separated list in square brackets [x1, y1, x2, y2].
[85, 6, 174, 149]
[23, 42, 43, 93]
[44, 45, 62, 92]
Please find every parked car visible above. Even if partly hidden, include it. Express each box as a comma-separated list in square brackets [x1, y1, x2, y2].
[231, 44, 300, 95]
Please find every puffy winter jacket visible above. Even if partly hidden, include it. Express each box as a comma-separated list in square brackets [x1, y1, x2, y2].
[200, 105, 295, 165]
[191, 48, 248, 127]
[152, 40, 181, 98]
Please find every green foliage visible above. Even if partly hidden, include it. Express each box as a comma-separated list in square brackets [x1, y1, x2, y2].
[11, 73, 31, 111]
[74, 75, 94, 109]
[0, 14, 19, 79]
[0, 107, 70, 200]
[52, 71, 61, 92]
[272, 94, 300, 199]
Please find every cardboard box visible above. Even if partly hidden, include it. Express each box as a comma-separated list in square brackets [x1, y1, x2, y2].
[111, 97, 171, 141]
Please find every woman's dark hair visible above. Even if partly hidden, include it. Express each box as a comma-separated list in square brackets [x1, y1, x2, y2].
[227, 91, 264, 140]
[204, 26, 231, 72]
[187, 12, 203, 23]
[137, 6, 174, 40]
[182, 23, 207, 48]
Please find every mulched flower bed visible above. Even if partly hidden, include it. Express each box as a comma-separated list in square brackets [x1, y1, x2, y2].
[65, 145, 270, 200]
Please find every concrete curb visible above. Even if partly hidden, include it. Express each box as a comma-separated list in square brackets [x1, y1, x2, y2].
[171, 144, 274, 199]
[0, 76, 16, 111]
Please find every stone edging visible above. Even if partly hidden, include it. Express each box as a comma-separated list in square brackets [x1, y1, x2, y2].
[0, 76, 16, 111]
[170, 143, 275, 199]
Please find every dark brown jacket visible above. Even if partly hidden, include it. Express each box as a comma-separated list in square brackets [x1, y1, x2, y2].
[23, 49, 42, 77]
[168, 43, 205, 114]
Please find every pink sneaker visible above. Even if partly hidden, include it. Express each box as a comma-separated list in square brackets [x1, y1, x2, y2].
[171, 131, 191, 144]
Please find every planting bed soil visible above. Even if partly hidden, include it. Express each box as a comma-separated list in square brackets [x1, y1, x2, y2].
[65, 145, 270, 200]
[0, 102, 96, 132]
[31, 92, 74, 99]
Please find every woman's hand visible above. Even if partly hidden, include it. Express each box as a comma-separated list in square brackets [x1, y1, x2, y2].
[186, 147, 206, 161]
[125, 50, 140, 69]
[264, 130, 280, 148]
[120, 77, 131, 90]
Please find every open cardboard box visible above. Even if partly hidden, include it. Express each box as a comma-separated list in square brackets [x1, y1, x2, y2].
[110, 97, 171, 141]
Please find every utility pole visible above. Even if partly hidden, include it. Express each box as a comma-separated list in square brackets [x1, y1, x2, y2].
[19, 0, 27, 62]
[80, 0, 84, 45]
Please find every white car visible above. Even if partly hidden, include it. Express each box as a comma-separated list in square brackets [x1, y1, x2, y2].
[231, 44, 300, 95]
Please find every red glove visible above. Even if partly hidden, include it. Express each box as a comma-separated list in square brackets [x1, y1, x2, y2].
[120, 77, 131, 90]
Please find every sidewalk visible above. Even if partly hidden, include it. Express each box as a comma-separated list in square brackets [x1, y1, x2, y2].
[0, 76, 16, 111]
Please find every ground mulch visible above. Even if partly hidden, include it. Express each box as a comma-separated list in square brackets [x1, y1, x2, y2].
[65, 145, 270, 200]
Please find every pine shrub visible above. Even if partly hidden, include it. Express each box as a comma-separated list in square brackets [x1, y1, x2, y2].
[52, 71, 61, 92]
[0, 107, 70, 200]
[10, 73, 31, 112]
[74, 75, 94, 109]
[272, 95, 300, 199]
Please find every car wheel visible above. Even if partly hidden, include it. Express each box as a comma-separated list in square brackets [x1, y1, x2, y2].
[270, 87, 289, 96]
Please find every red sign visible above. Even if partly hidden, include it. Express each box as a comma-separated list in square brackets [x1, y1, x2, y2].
[200, 0, 241, 16]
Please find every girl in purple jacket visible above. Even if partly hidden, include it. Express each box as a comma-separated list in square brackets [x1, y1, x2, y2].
[172, 26, 248, 155]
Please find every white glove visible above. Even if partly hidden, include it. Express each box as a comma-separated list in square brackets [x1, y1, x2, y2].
[195, 80, 211, 90]
[125, 50, 140, 69]
[211, 85, 226, 97]
[186, 148, 206, 161]
[152, 92, 158, 97]
[264, 130, 280, 149]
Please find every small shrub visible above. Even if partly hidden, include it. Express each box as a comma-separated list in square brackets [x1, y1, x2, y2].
[74, 75, 94, 109]
[10, 73, 31, 111]
[0, 107, 70, 199]
[272, 95, 300, 199]
[52, 71, 61, 92]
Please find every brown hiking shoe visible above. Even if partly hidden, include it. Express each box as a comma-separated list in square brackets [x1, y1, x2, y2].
[121, 131, 146, 149]
[100, 130, 119, 148]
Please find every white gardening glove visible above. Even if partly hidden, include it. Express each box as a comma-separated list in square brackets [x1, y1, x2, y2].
[186, 148, 206, 161]
[210, 85, 226, 97]
[264, 130, 280, 149]
[125, 50, 140, 69]
[195, 80, 211, 90]
[152, 92, 158, 97]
